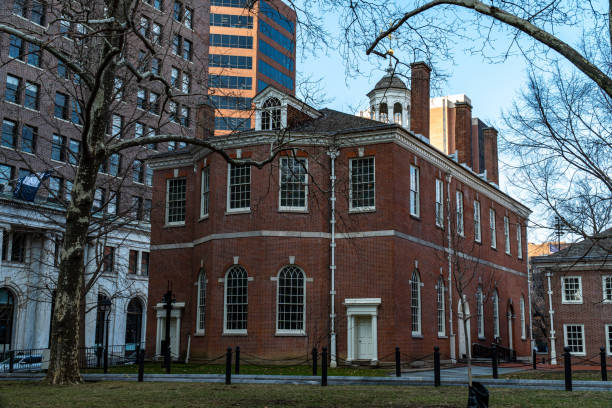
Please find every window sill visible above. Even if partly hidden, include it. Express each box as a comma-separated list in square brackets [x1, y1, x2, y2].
[411, 333, 423, 339]
[568, 352, 586, 357]
[475, 239, 482, 245]
[349, 208, 376, 214]
[410, 214, 421, 221]
[226, 209, 251, 215]
[222, 331, 248, 336]
[127, 274, 148, 281]
[478, 336, 486, 341]
[275, 331, 306, 337]
[561, 301, 583, 305]
[198, 215, 209, 222]
[278, 208, 308, 214]
[437, 335, 448, 339]
[164, 222, 186, 228]
[194, 332, 205, 337]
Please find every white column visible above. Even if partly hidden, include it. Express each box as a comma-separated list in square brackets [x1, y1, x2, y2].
[371, 314, 378, 363]
[346, 315, 354, 362]
[546, 271, 557, 364]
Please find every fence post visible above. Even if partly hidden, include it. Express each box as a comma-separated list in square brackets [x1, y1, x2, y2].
[96, 346, 102, 369]
[564, 346, 572, 391]
[532, 348, 537, 370]
[434, 346, 441, 387]
[600, 346, 607, 382]
[321, 347, 328, 386]
[225, 348, 232, 385]
[138, 349, 145, 382]
[235, 346, 240, 375]
[8, 350, 13, 373]
[395, 347, 401, 377]
[491, 344, 498, 379]
[312, 348, 318, 376]
[103, 345, 109, 374]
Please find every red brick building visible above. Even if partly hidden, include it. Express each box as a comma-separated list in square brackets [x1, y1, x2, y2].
[146, 64, 532, 365]
[531, 229, 612, 364]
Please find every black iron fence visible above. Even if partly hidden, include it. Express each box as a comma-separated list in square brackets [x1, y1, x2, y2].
[0, 348, 47, 373]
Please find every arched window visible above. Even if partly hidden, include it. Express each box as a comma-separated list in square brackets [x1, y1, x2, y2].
[520, 296, 526, 340]
[493, 289, 500, 339]
[125, 298, 143, 348]
[369, 106, 375, 120]
[379, 103, 388, 123]
[95, 293, 110, 347]
[224, 265, 248, 332]
[0, 288, 15, 354]
[393, 103, 402, 124]
[277, 265, 305, 333]
[477, 287, 484, 338]
[411, 270, 421, 335]
[437, 277, 445, 336]
[261, 97, 281, 130]
[196, 270, 206, 334]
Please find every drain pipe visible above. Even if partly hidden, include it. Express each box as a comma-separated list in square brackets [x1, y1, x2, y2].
[327, 148, 339, 368]
[445, 172, 456, 363]
[546, 271, 557, 365]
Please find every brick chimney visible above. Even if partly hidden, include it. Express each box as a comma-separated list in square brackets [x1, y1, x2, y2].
[196, 102, 215, 139]
[483, 127, 499, 185]
[454, 101, 473, 168]
[410, 62, 431, 140]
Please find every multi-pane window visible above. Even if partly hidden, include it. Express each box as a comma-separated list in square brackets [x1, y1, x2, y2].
[474, 201, 481, 243]
[493, 290, 500, 339]
[180, 106, 190, 127]
[437, 277, 445, 336]
[144, 199, 152, 222]
[504, 216, 511, 254]
[279, 157, 307, 210]
[24, 82, 39, 110]
[456, 191, 464, 235]
[137, 88, 146, 109]
[13, 0, 46, 25]
[166, 178, 186, 224]
[182, 73, 191, 93]
[196, 271, 206, 333]
[411, 270, 421, 335]
[477, 287, 484, 338]
[170, 67, 179, 87]
[210, 13, 253, 29]
[261, 97, 281, 130]
[103, 246, 115, 273]
[151, 23, 161, 45]
[51, 134, 66, 162]
[92, 188, 105, 212]
[54, 93, 68, 120]
[21, 125, 35, 153]
[603, 276, 612, 302]
[184, 7, 193, 29]
[68, 139, 80, 165]
[149, 92, 160, 115]
[520, 296, 526, 340]
[561, 276, 582, 303]
[564, 324, 585, 355]
[26, 43, 41, 67]
[107, 192, 118, 215]
[200, 167, 209, 218]
[209, 75, 252, 90]
[435, 179, 443, 227]
[227, 164, 250, 211]
[410, 165, 420, 217]
[5, 75, 20, 104]
[1, 119, 17, 148]
[490, 208, 497, 249]
[48, 176, 62, 202]
[210, 34, 253, 49]
[9, 35, 23, 60]
[277, 265, 305, 333]
[349, 157, 375, 211]
[108, 154, 121, 177]
[141, 252, 149, 276]
[151, 58, 161, 75]
[209, 54, 252, 69]
[133, 160, 144, 183]
[224, 265, 248, 332]
[145, 165, 153, 186]
[128, 250, 138, 274]
[111, 114, 123, 138]
[517, 223, 523, 259]
[606, 325, 612, 356]
[131, 196, 143, 220]
[113, 78, 123, 101]
[72, 100, 82, 125]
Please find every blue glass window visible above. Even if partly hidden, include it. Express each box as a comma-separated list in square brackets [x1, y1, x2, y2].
[258, 40, 294, 72]
[258, 60, 293, 90]
[209, 75, 252, 90]
[214, 117, 251, 131]
[210, 95, 252, 110]
[257, 80, 269, 92]
[211, 0, 248, 6]
[210, 13, 253, 28]
[209, 54, 252, 69]
[210, 34, 253, 49]
[260, 1, 294, 33]
[258, 20, 293, 53]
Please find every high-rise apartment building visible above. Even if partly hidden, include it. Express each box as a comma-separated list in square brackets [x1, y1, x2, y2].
[209, 0, 296, 134]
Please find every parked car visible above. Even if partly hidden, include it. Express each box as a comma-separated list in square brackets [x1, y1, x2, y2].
[0, 354, 43, 372]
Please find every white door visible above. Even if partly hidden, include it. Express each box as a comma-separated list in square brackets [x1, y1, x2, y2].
[158, 317, 179, 359]
[355, 316, 373, 360]
[458, 300, 471, 359]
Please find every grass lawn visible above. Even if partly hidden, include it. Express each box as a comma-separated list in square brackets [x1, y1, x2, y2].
[498, 370, 607, 381]
[1, 381, 611, 408]
[82, 362, 391, 377]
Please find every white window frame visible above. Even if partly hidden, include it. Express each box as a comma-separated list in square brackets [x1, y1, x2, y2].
[563, 324, 586, 356]
[517, 223, 523, 259]
[411, 270, 422, 336]
[602, 276, 612, 303]
[200, 167, 209, 218]
[520, 296, 526, 340]
[456, 190, 464, 236]
[435, 179, 444, 227]
[477, 287, 485, 339]
[493, 290, 500, 339]
[437, 277, 445, 337]
[276, 265, 306, 335]
[409, 165, 420, 217]
[561, 276, 583, 304]
[196, 270, 206, 334]
[279, 157, 308, 212]
[348, 157, 375, 212]
[504, 216, 511, 254]
[474, 200, 481, 243]
[223, 265, 248, 335]
[165, 178, 186, 226]
[606, 324, 612, 356]
[226, 163, 251, 213]
[490, 208, 497, 249]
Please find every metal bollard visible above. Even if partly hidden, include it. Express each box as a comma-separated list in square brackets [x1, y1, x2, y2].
[395, 347, 401, 377]
[8, 350, 14, 373]
[533, 348, 537, 370]
[312, 348, 318, 376]
[225, 348, 232, 385]
[600, 347, 607, 382]
[138, 349, 145, 382]
[321, 347, 328, 386]
[564, 346, 572, 391]
[235, 346, 240, 375]
[433, 346, 441, 387]
[491, 344, 498, 379]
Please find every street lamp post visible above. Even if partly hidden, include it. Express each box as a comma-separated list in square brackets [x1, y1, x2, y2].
[161, 282, 175, 374]
[99, 297, 112, 374]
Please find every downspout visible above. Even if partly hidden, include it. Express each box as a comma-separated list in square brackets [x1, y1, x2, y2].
[546, 270, 557, 365]
[526, 227, 535, 353]
[445, 172, 456, 362]
[328, 148, 339, 368]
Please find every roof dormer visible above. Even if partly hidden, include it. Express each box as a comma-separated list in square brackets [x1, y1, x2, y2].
[253, 85, 321, 131]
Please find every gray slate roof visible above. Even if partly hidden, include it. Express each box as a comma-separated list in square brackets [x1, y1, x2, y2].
[532, 228, 612, 263]
[289, 108, 395, 134]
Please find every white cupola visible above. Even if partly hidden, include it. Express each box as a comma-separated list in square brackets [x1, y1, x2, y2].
[366, 63, 411, 129]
